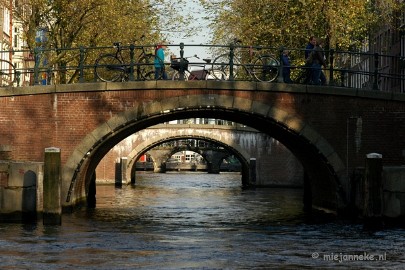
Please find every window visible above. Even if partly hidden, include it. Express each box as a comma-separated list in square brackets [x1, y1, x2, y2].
[3, 8, 10, 35]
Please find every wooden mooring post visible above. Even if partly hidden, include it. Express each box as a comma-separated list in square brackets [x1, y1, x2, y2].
[43, 147, 62, 225]
[250, 158, 256, 184]
[363, 153, 383, 230]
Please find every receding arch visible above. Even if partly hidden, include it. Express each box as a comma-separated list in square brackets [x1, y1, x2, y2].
[126, 135, 249, 185]
[62, 94, 346, 211]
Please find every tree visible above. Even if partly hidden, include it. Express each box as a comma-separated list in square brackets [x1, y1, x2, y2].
[6, 0, 191, 83]
[200, 0, 403, 52]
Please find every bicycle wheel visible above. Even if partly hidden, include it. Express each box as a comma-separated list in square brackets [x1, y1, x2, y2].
[95, 54, 124, 82]
[171, 70, 190, 81]
[0, 60, 16, 87]
[252, 55, 279, 82]
[212, 53, 249, 80]
[206, 69, 228, 80]
[138, 54, 164, 80]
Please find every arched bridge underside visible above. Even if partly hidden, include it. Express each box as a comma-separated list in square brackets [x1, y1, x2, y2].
[0, 81, 404, 213]
[74, 93, 345, 211]
[120, 124, 302, 187]
[125, 130, 252, 185]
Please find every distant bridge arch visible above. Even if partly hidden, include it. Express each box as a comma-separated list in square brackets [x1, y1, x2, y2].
[65, 93, 343, 211]
[126, 133, 251, 185]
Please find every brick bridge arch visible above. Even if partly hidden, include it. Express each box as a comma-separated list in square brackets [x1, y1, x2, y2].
[125, 133, 251, 185]
[2, 82, 403, 213]
[64, 94, 344, 211]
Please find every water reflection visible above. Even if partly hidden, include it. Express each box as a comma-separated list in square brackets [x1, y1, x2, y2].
[0, 172, 404, 269]
[93, 172, 304, 229]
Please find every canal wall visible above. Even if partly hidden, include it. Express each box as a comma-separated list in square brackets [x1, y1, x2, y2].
[0, 159, 404, 223]
[382, 167, 405, 218]
[352, 166, 405, 220]
[0, 161, 43, 222]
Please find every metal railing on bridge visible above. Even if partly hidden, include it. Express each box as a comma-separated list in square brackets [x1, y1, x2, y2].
[1, 43, 404, 93]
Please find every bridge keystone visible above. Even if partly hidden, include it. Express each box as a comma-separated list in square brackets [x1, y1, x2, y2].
[233, 97, 253, 112]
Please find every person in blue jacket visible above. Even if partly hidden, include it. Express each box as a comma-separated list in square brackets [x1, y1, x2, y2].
[305, 36, 316, 59]
[281, 49, 293, 83]
[154, 43, 167, 80]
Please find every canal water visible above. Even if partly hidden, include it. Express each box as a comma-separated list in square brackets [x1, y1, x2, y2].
[0, 172, 404, 269]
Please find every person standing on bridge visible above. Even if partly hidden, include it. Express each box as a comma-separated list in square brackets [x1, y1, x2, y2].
[281, 49, 293, 83]
[304, 36, 317, 84]
[317, 40, 327, 85]
[305, 36, 316, 60]
[154, 43, 168, 80]
[310, 39, 327, 85]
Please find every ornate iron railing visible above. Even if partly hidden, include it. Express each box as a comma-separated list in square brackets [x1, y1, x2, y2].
[2, 43, 404, 93]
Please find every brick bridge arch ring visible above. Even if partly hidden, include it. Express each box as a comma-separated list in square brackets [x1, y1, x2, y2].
[63, 94, 346, 211]
[126, 134, 251, 184]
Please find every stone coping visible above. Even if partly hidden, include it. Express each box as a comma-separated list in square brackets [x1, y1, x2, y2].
[0, 81, 404, 102]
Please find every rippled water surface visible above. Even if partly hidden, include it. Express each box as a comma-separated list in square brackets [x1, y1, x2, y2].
[0, 172, 404, 269]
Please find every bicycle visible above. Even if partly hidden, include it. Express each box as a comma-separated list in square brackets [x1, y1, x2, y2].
[94, 39, 164, 82]
[211, 40, 280, 82]
[170, 55, 227, 81]
[0, 59, 17, 87]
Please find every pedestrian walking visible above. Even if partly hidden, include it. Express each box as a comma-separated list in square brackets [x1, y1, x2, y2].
[304, 36, 317, 83]
[310, 39, 327, 85]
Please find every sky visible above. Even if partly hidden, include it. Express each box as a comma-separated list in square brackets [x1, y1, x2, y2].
[164, 1, 212, 60]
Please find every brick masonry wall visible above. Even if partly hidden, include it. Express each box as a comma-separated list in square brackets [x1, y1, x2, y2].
[0, 83, 404, 187]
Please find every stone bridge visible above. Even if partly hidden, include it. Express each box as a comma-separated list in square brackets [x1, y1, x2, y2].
[0, 81, 404, 213]
[97, 124, 303, 187]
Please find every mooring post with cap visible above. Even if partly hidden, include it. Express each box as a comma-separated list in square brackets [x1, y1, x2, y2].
[250, 158, 257, 185]
[363, 153, 383, 230]
[43, 147, 62, 225]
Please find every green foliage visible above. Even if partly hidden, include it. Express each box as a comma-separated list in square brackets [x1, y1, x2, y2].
[8, 0, 190, 83]
[200, 0, 402, 52]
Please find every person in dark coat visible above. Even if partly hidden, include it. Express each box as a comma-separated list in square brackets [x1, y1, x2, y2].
[281, 49, 293, 83]
[304, 36, 317, 83]
[310, 39, 327, 85]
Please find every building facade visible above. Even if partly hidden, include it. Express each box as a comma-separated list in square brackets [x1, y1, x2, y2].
[346, 0, 405, 93]
[1, 1, 33, 87]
